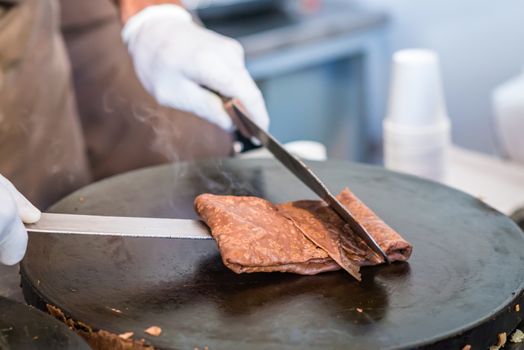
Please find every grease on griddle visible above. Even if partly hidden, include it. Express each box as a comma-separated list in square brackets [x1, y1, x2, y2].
[108, 307, 122, 314]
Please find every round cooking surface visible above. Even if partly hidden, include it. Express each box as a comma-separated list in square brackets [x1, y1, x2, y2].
[21, 159, 524, 349]
[0, 296, 89, 349]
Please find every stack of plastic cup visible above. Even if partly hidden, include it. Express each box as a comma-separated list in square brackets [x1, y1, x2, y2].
[383, 49, 451, 182]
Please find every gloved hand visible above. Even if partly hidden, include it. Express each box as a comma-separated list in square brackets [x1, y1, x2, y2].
[0, 175, 41, 265]
[122, 4, 270, 132]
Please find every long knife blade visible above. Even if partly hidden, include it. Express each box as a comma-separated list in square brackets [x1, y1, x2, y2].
[25, 213, 212, 239]
[228, 101, 390, 263]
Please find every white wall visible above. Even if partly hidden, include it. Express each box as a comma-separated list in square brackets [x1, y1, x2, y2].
[355, 0, 524, 154]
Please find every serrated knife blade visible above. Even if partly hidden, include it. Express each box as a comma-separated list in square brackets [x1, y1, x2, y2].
[25, 213, 212, 239]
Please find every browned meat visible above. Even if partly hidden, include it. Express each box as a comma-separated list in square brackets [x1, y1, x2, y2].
[194, 194, 340, 275]
[336, 188, 412, 263]
[194, 188, 412, 279]
[277, 199, 381, 280]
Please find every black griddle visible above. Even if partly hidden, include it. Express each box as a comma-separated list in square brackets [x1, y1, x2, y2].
[20, 159, 524, 349]
[0, 296, 89, 349]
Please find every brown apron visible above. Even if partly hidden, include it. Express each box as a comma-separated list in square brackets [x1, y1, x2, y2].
[59, 0, 234, 180]
[0, 0, 91, 209]
[0, 0, 233, 208]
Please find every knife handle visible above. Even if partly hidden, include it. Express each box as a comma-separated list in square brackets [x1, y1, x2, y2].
[201, 85, 255, 139]
[222, 98, 255, 139]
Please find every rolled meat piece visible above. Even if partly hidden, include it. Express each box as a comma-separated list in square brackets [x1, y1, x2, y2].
[194, 194, 341, 275]
[336, 188, 413, 263]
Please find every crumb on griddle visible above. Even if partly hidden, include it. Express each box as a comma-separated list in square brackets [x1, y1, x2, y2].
[46, 304, 153, 349]
[33, 336, 39, 340]
[511, 329, 524, 343]
[119, 332, 134, 340]
[356, 308, 363, 313]
[144, 326, 162, 336]
[489, 332, 507, 350]
[516, 304, 520, 312]
[76, 321, 92, 333]
[461, 345, 471, 350]
[79, 196, 85, 203]
[109, 307, 122, 314]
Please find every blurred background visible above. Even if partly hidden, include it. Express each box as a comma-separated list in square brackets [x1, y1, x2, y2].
[192, 0, 524, 224]
[193, 0, 524, 160]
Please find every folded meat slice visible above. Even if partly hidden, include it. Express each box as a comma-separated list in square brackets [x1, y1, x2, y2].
[194, 188, 412, 279]
[194, 194, 340, 275]
[277, 188, 412, 279]
[277, 199, 382, 280]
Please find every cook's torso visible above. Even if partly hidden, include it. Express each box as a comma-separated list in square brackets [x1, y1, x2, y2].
[0, 0, 91, 209]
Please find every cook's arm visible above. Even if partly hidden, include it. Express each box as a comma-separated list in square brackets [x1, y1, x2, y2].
[116, 0, 270, 132]
[118, 0, 183, 23]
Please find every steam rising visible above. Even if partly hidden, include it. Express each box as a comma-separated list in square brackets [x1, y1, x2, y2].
[122, 96, 261, 217]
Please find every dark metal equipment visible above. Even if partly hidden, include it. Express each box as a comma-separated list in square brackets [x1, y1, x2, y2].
[511, 207, 524, 232]
[0, 296, 89, 350]
[20, 159, 524, 349]
[195, 0, 283, 21]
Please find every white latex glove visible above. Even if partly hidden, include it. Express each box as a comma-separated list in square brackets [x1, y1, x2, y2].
[0, 175, 40, 265]
[122, 4, 270, 132]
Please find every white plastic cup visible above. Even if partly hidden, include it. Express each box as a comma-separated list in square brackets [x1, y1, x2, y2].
[383, 49, 451, 182]
[387, 49, 448, 126]
[384, 118, 450, 181]
[284, 141, 327, 161]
